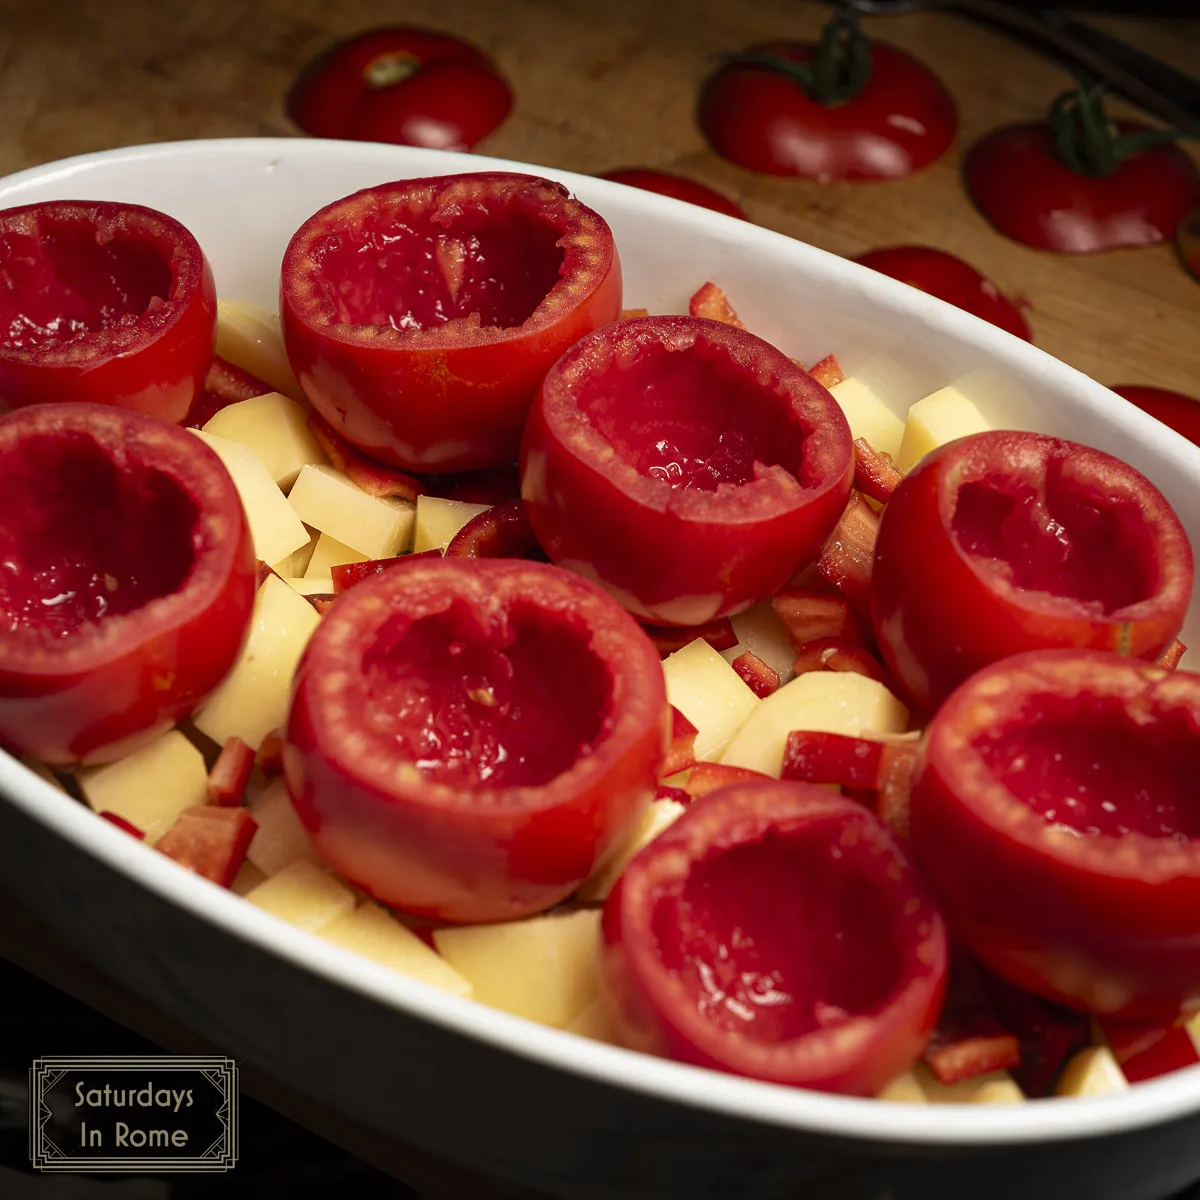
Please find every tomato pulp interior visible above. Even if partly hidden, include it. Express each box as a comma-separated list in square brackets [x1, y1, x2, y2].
[359, 599, 611, 788]
[0, 432, 198, 637]
[648, 824, 905, 1043]
[576, 338, 806, 492]
[951, 462, 1156, 614]
[976, 694, 1200, 842]
[0, 215, 174, 351]
[311, 195, 566, 332]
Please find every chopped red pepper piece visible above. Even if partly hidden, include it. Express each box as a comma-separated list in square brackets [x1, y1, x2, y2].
[306, 410, 425, 502]
[184, 355, 274, 428]
[781, 729, 885, 791]
[923, 952, 1021, 1085]
[817, 490, 879, 611]
[771, 587, 863, 650]
[621, 307, 650, 320]
[643, 618, 739, 657]
[731, 650, 781, 698]
[687, 281, 745, 328]
[807, 354, 845, 389]
[656, 783, 692, 806]
[1098, 1017, 1200, 1084]
[98, 811, 146, 840]
[1156, 638, 1188, 669]
[256, 728, 286, 778]
[156, 805, 258, 887]
[852, 438, 904, 504]
[663, 707, 699, 777]
[684, 761, 773, 800]
[792, 636, 889, 683]
[207, 736, 255, 806]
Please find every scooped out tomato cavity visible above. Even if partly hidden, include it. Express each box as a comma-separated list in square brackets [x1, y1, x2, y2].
[0, 403, 256, 765]
[871, 430, 1193, 712]
[0, 200, 217, 421]
[601, 781, 948, 1094]
[280, 172, 622, 473]
[520, 316, 854, 626]
[284, 558, 667, 923]
[912, 649, 1200, 1018]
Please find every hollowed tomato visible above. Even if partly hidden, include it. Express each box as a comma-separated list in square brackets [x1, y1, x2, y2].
[520, 316, 853, 626]
[0, 201, 217, 422]
[871, 430, 1192, 712]
[601, 780, 948, 1094]
[911, 649, 1200, 1018]
[280, 173, 622, 473]
[0, 404, 255, 765]
[284, 558, 667, 923]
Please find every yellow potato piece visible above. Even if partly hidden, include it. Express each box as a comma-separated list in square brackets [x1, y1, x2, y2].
[663, 638, 759, 762]
[203, 392, 326, 491]
[1055, 1046, 1129, 1098]
[288, 465, 415, 560]
[576, 798, 686, 902]
[411, 495, 489, 554]
[303, 532, 369, 580]
[896, 386, 993, 473]
[216, 299, 303, 401]
[243, 860, 356, 933]
[245, 779, 322, 877]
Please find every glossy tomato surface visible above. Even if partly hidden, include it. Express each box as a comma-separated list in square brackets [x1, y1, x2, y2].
[855, 246, 1031, 341]
[287, 26, 512, 151]
[0, 403, 256, 765]
[965, 122, 1200, 253]
[284, 558, 667, 923]
[520, 315, 854, 626]
[281, 172, 622, 473]
[601, 780, 947, 1094]
[697, 40, 956, 182]
[599, 169, 745, 219]
[911, 649, 1200, 1019]
[1113, 384, 1200, 449]
[0, 201, 217, 422]
[871, 430, 1192, 713]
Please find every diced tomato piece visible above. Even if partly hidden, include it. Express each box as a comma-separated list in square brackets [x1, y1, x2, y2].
[807, 354, 845, 389]
[644, 618, 739, 657]
[771, 587, 863, 650]
[731, 650, 781, 698]
[183, 355, 274, 428]
[621, 307, 650, 320]
[656, 783, 692, 805]
[781, 730, 885, 791]
[306, 410, 425, 502]
[923, 952, 1021, 1085]
[98, 811, 146, 840]
[156, 805, 258, 888]
[1098, 1017, 1200, 1084]
[684, 761, 773, 801]
[792, 636, 889, 683]
[853, 438, 904, 504]
[207, 735, 255, 806]
[687, 281, 744, 328]
[876, 739, 922, 839]
[817, 491, 880, 611]
[1156, 638, 1188, 669]
[331, 551, 443, 595]
[257, 728, 286, 778]
[663, 706, 699, 777]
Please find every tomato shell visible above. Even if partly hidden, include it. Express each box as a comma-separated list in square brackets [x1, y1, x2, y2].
[1112, 384, 1200, 450]
[0, 403, 256, 765]
[855, 246, 1032, 342]
[0, 201, 217, 422]
[520, 316, 854, 625]
[871, 430, 1193, 713]
[284, 558, 667, 923]
[965, 122, 1200, 254]
[697, 41, 956, 182]
[287, 27, 512, 152]
[601, 780, 948, 1094]
[911, 649, 1200, 1018]
[599, 169, 745, 219]
[280, 173, 622, 473]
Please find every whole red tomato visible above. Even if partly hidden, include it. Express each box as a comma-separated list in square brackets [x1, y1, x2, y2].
[965, 80, 1200, 253]
[284, 557, 667, 923]
[520, 315, 854, 626]
[599, 169, 745, 219]
[602, 780, 948, 1094]
[286, 27, 512, 151]
[0, 201, 217, 423]
[280, 172, 622, 473]
[697, 13, 956, 181]
[871, 430, 1192, 713]
[1112, 384, 1200, 449]
[911, 649, 1200, 1019]
[855, 246, 1032, 341]
[0, 403, 256, 765]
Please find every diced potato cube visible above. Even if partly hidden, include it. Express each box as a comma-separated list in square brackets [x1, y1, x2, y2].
[917, 1064, 1025, 1104]
[216, 299, 303, 401]
[721, 601, 797, 686]
[282, 576, 337, 597]
[230, 860, 268, 896]
[829, 376, 906, 460]
[719, 671, 909, 778]
[203, 393, 326, 490]
[896, 386, 994, 473]
[20, 758, 67, 792]
[289, 465, 415, 560]
[663, 639, 760, 762]
[191, 430, 310, 566]
[565, 997, 622, 1046]
[320, 903, 473, 998]
[243, 860, 356, 932]
[245, 779, 321, 876]
[434, 908, 602, 1028]
[77, 730, 208, 845]
[412, 496, 489, 554]
[271, 529, 318, 577]
[303, 532, 369, 580]
[1055, 1046, 1129, 1097]
[577, 799, 686, 902]
[877, 1071, 928, 1103]
[193, 574, 321, 750]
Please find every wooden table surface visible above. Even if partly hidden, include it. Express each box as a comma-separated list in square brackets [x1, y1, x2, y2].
[2, 0, 1199, 396]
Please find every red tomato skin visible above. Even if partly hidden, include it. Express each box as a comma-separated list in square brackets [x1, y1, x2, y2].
[287, 27, 512, 151]
[870, 431, 1193, 713]
[0, 201, 217, 423]
[284, 559, 667, 924]
[911, 650, 1200, 1019]
[0, 405, 256, 765]
[965, 122, 1200, 254]
[1112, 384, 1200, 450]
[600, 169, 746, 219]
[280, 173, 623, 473]
[855, 246, 1032, 341]
[697, 41, 956, 181]
[520, 317, 854, 626]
